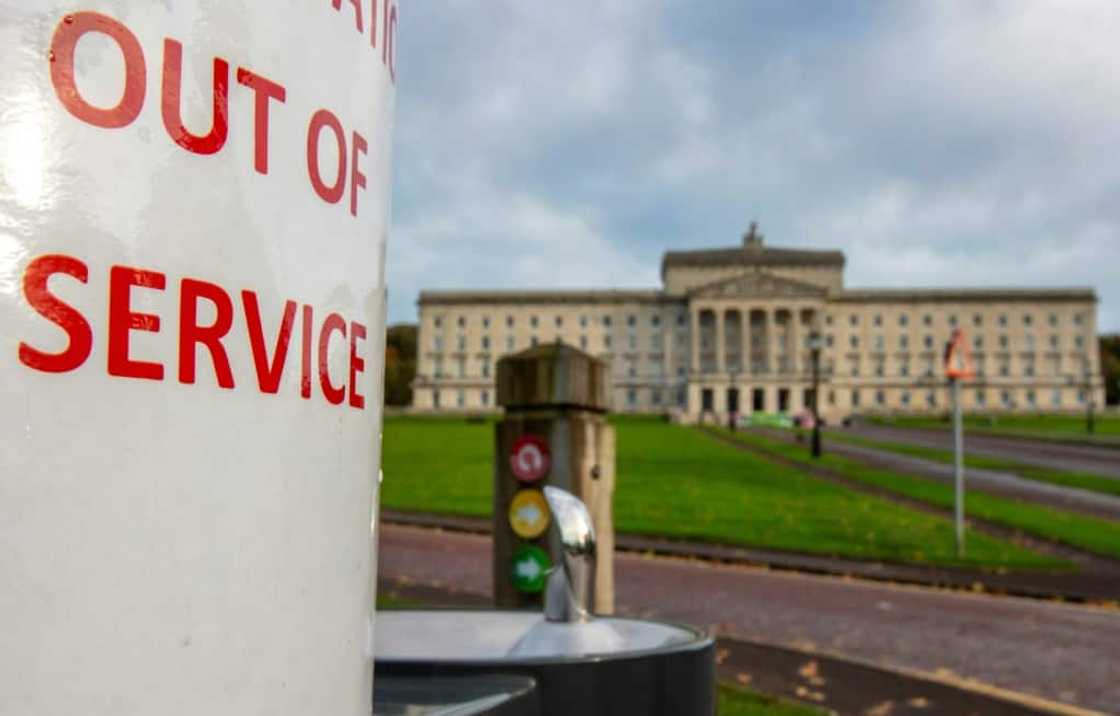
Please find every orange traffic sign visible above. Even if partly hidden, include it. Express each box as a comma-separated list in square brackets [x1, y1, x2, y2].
[944, 328, 976, 380]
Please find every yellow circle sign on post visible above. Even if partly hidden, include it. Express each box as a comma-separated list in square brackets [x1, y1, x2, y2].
[509, 488, 551, 539]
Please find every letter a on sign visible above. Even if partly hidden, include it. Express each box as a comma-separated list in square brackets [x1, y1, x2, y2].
[944, 328, 976, 379]
[510, 434, 550, 483]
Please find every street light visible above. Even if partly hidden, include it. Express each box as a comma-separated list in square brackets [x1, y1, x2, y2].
[807, 331, 824, 458]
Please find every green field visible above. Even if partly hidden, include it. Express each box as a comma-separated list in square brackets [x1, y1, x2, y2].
[723, 428, 1120, 560]
[382, 416, 1062, 570]
[870, 413, 1120, 441]
[718, 684, 824, 715]
[828, 430, 1120, 498]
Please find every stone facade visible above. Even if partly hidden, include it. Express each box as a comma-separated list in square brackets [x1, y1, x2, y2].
[412, 228, 1104, 423]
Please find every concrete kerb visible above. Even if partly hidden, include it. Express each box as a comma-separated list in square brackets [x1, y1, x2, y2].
[377, 574, 1105, 716]
[379, 510, 1119, 605]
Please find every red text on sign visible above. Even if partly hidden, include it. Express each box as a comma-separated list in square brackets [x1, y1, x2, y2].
[18, 254, 368, 410]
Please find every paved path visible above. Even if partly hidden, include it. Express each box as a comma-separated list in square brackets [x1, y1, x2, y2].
[846, 425, 1120, 480]
[828, 439, 1120, 522]
[379, 523, 1120, 714]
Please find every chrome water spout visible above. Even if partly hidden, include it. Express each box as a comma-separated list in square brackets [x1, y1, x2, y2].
[542, 486, 596, 623]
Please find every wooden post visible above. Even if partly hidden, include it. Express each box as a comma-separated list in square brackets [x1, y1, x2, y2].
[493, 342, 616, 614]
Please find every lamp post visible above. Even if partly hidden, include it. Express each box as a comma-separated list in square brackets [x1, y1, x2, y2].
[1084, 355, 1096, 436]
[807, 331, 823, 458]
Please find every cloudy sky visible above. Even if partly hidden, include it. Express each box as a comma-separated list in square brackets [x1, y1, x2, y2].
[386, 1, 1120, 331]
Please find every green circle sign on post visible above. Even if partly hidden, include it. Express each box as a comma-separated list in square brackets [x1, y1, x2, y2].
[510, 545, 551, 594]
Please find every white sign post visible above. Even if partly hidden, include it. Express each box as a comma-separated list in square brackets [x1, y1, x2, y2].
[944, 329, 975, 557]
[0, 3, 397, 714]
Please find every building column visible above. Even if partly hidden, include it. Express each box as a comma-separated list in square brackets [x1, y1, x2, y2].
[715, 308, 726, 375]
[768, 308, 779, 377]
[690, 304, 701, 374]
[789, 306, 801, 376]
[741, 309, 752, 376]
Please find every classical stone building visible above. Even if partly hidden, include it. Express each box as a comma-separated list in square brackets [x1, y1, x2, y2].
[412, 226, 1104, 423]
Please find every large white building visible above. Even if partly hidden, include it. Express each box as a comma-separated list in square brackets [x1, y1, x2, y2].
[412, 227, 1104, 423]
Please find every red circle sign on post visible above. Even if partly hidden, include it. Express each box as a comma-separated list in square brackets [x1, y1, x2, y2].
[510, 435, 551, 483]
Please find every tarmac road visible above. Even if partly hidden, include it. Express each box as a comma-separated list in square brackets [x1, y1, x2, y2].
[843, 424, 1120, 480]
[378, 523, 1120, 714]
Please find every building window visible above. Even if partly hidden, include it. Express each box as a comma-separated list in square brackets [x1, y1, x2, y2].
[1023, 314, 1033, 326]
[999, 335, 1009, 349]
[923, 314, 932, 326]
[580, 335, 588, 350]
[849, 335, 859, 349]
[481, 390, 490, 406]
[923, 335, 933, 349]
[456, 390, 465, 408]
[627, 362, 637, 378]
[901, 391, 911, 407]
[849, 315, 859, 326]
[976, 390, 986, 406]
[604, 335, 612, 349]
[506, 315, 514, 328]
[627, 315, 636, 327]
[481, 336, 490, 350]
[628, 334, 637, 350]
[482, 361, 491, 378]
[457, 335, 466, 351]
[873, 314, 882, 327]
[999, 361, 1010, 377]
[506, 336, 515, 351]
[926, 391, 937, 408]
[973, 314, 983, 327]
[899, 314, 909, 327]
[434, 316, 442, 328]
[580, 315, 588, 328]
[949, 315, 958, 327]
[826, 335, 834, 348]
[652, 390, 662, 405]
[482, 317, 490, 329]
[1049, 335, 1059, 349]
[1026, 390, 1036, 407]
[973, 336, 983, 349]
[875, 360, 885, 377]
[1001, 390, 1012, 407]
[627, 389, 637, 407]
[900, 362, 910, 377]
[677, 314, 686, 327]
[433, 357, 444, 378]
[1075, 336, 1085, 349]
[457, 357, 466, 377]
[851, 389, 861, 407]
[530, 316, 538, 328]
[650, 334, 661, 350]
[1052, 389, 1061, 407]
[874, 335, 885, 350]
[825, 315, 833, 326]
[458, 316, 466, 328]
[434, 335, 444, 351]
[555, 316, 563, 327]
[651, 315, 661, 327]
[603, 315, 612, 327]
[828, 390, 836, 406]
[1074, 313, 1084, 326]
[998, 314, 1008, 327]
[850, 358, 860, 376]
[899, 335, 909, 349]
[875, 390, 885, 406]
[530, 336, 539, 347]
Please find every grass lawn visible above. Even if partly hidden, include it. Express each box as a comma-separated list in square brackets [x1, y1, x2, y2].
[381, 416, 1061, 570]
[723, 428, 1120, 560]
[719, 684, 824, 715]
[828, 430, 1120, 498]
[870, 413, 1120, 441]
